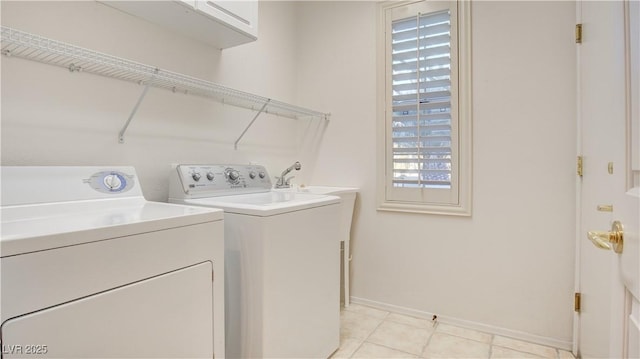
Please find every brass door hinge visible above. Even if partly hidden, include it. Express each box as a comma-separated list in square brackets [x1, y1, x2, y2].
[576, 24, 583, 43]
[577, 156, 583, 177]
[574, 292, 581, 312]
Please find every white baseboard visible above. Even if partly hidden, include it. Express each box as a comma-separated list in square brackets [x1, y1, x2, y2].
[349, 296, 573, 351]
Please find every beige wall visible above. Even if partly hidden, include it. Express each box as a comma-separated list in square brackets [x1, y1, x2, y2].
[296, 1, 576, 347]
[2, 0, 577, 348]
[1, 1, 310, 201]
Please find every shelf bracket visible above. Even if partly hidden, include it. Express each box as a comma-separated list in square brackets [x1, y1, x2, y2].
[118, 68, 159, 144]
[234, 99, 271, 150]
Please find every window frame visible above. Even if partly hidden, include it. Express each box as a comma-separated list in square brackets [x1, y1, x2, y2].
[376, 0, 472, 216]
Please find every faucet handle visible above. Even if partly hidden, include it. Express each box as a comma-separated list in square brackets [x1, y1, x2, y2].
[274, 176, 286, 189]
[285, 176, 295, 186]
[273, 175, 295, 189]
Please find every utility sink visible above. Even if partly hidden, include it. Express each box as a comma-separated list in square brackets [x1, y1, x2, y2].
[274, 185, 359, 195]
[277, 185, 359, 307]
[209, 191, 323, 205]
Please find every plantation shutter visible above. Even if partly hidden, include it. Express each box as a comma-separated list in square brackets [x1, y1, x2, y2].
[391, 10, 452, 189]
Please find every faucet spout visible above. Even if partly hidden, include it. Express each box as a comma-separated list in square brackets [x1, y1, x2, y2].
[275, 161, 301, 188]
[282, 161, 302, 177]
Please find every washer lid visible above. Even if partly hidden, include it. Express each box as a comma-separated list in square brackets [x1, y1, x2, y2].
[1, 198, 223, 257]
[180, 192, 340, 217]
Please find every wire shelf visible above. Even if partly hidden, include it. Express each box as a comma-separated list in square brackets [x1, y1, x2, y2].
[1, 26, 329, 143]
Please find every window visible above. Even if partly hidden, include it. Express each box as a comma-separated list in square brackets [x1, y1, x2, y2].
[377, 0, 471, 216]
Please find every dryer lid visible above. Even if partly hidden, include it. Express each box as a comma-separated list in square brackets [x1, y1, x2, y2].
[1, 198, 222, 257]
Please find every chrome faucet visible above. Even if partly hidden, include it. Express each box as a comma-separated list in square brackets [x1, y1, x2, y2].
[274, 161, 301, 189]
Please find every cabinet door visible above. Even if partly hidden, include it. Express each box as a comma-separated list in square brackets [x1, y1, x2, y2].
[1, 263, 213, 358]
[98, 0, 257, 48]
[178, 0, 197, 9]
[196, 1, 258, 37]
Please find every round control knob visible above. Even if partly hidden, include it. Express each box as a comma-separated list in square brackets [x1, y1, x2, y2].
[227, 170, 240, 182]
[258, 171, 266, 179]
[103, 174, 123, 190]
[249, 171, 257, 179]
[206, 172, 215, 181]
[192, 172, 201, 182]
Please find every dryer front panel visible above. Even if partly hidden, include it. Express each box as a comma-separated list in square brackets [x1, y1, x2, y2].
[1, 262, 213, 359]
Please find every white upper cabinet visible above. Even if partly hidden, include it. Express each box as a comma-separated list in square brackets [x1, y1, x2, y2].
[195, 1, 257, 39]
[99, 1, 258, 50]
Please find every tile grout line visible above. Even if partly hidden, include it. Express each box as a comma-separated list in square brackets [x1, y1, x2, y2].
[488, 334, 495, 359]
[346, 338, 365, 359]
[420, 321, 439, 357]
[435, 325, 495, 346]
[347, 309, 390, 359]
[351, 309, 437, 358]
[360, 341, 424, 358]
[342, 305, 570, 359]
[491, 340, 559, 358]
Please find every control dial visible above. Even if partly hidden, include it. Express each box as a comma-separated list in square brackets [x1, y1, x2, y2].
[225, 168, 241, 184]
[258, 171, 266, 179]
[249, 171, 257, 179]
[103, 174, 123, 191]
[206, 172, 215, 181]
[88, 171, 132, 194]
[192, 172, 202, 182]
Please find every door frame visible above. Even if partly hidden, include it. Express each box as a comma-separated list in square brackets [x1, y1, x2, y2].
[573, 0, 583, 355]
[574, 0, 639, 356]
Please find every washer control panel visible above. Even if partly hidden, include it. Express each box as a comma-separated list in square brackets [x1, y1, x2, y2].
[174, 164, 272, 196]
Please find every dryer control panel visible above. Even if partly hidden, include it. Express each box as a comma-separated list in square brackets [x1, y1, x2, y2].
[171, 164, 272, 198]
[86, 170, 135, 194]
[1, 167, 142, 206]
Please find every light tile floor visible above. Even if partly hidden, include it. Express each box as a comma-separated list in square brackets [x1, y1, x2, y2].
[332, 304, 575, 359]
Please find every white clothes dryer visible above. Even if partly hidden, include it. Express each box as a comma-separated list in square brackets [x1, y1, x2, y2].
[169, 164, 341, 359]
[1, 166, 225, 359]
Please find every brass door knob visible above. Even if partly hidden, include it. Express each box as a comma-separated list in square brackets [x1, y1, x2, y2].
[587, 220, 624, 254]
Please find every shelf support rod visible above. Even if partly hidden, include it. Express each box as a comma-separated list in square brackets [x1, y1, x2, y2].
[234, 99, 271, 150]
[118, 69, 159, 143]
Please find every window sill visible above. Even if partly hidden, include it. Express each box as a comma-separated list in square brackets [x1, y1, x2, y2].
[377, 201, 471, 217]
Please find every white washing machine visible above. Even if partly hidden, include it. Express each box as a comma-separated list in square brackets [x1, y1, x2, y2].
[1, 166, 225, 359]
[169, 164, 341, 359]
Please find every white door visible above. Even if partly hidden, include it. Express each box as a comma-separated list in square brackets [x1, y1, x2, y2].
[577, 0, 640, 358]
